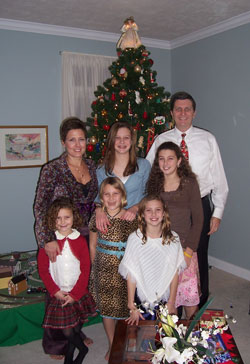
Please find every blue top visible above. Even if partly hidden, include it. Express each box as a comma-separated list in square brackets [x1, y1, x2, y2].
[96, 158, 151, 208]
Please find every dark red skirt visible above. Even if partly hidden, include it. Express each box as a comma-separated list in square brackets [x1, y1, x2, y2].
[43, 293, 97, 329]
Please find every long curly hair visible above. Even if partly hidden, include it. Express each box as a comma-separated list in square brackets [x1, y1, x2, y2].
[146, 142, 196, 195]
[46, 197, 83, 232]
[137, 195, 175, 245]
[102, 121, 138, 176]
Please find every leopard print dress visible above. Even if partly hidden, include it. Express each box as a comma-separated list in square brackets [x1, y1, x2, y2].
[89, 212, 137, 319]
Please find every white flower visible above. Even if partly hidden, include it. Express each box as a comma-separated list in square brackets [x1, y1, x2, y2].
[171, 315, 179, 324]
[176, 324, 187, 338]
[142, 301, 150, 309]
[159, 305, 168, 316]
[201, 330, 210, 340]
[176, 347, 196, 363]
[161, 337, 182, 363]
[151, 348, 164, 364]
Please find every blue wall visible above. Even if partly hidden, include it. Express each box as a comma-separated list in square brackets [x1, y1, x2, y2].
[1, 23, 249, 274]
[171, 23, 250, 271]
[0, 29, 171, 253]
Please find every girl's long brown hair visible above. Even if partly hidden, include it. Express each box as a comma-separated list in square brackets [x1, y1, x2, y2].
[137, 195, 176, 245]
[146, 141, 196, 195]
[102, 121, 138, 176]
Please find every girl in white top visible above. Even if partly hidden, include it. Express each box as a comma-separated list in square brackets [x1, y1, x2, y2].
[119, 195, 186, 325]
[38, 197, 96, 364]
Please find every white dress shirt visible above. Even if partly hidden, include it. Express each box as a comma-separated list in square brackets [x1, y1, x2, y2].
[49, 229, 81, 292]
[146, 126, 229, 219]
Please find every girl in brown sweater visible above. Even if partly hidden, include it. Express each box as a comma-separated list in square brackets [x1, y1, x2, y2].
[147, 141, 203, 319]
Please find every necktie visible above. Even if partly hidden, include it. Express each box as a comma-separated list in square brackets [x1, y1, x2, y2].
[180, 133, 189, 161]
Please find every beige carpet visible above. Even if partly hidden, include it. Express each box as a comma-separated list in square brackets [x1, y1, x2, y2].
[0, 267, 249, 364]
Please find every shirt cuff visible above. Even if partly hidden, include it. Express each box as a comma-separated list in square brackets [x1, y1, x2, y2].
[212, 207, 224, 220]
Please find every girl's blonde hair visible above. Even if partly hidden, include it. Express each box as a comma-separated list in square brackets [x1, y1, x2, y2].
[137, 195, 175, 245]
[102, 122, 138, 176]
[46, 197, 83, 231]
[99, 177, 127, 209]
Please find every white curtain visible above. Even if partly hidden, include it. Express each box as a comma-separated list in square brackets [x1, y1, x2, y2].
[62, 51, 116, 122]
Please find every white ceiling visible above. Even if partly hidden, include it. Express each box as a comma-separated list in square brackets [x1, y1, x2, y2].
[1, 0, 250, 43]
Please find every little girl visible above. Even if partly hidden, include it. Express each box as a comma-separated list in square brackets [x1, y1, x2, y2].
[38, 197, 97, 364]
[147, 142, 204, 319]
[119, 195, 186, 325]
[89, 177, 137, 361]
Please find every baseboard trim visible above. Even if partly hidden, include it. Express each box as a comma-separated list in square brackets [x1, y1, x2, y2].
[208, 255, 250, 281]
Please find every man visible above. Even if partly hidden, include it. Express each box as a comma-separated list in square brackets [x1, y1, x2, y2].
[147, 91, 229, 307]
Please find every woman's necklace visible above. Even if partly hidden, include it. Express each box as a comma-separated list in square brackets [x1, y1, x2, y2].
[105, 208, 122, 219]
[67, 160, 85, 179]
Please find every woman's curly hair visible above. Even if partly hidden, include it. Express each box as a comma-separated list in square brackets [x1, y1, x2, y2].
[46, 197, 83, 232]
[137, 195, 176, 245]
[146, 141, 196, 195]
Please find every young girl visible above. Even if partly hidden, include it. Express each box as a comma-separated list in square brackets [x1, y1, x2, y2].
[119, 195, 186, 325]
[38, 197, 97, 364]
[147, 142, 204, 319]
[89, 177, 137, 360]
[95, 121, 151, 233]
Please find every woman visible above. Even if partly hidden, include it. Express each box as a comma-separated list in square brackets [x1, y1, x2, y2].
[95, 121, 151, 232]
[34, 117, 98, 359]
[147, 142, 203, 319]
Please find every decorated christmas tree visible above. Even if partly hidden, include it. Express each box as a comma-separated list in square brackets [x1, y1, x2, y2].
[86, 17, 173, 163]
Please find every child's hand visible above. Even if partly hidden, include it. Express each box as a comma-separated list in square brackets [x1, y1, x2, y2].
[184, 254, 192, 267]
[126, 309, 144, 326]
[166, 302, 177, 315]
[54, 290, 67, 301]
[62, 294, 75, 307]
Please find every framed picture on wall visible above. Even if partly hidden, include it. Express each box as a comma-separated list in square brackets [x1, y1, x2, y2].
[0, 125, 48, 169]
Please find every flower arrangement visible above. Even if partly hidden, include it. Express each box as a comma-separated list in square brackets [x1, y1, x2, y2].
[151, 298, 230, 364]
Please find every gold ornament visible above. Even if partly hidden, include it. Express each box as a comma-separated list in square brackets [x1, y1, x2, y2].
[111, 77, 118, 86]
[118, 112, 123, 119]
[89, 136, 97, 145]
[138, 136, 144, 148]
[134, 64, 141, 73]
[120, 71, 128, 79]
[101, 110, 107, 117]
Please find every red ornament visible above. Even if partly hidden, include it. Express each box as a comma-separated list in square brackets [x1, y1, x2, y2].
[142, 51, 148, 57]
[87, 144, 94, 152]
[143, 111, 148, 119]
[119, 89, 127, 98]
[111, 93, 116, 101]
[102, 146, 106, 156]
[94, 119, 98, 127]
[146, 127, 155, 154]
[134, 122, 141, 131]
[92, 100, 97, 105]
[149, 59, 154, 65]
[117, 51, 122, 57]
[103, 124, 110, 131]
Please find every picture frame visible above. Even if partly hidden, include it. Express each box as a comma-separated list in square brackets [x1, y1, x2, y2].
[0, 125, 48, 169]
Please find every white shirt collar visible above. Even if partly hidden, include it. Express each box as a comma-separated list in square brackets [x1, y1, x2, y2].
[175, 125, 193, 136]
[55, 229, 80, 240]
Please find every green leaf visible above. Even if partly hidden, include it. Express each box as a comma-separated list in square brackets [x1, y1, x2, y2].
[184, 297, 214, 340]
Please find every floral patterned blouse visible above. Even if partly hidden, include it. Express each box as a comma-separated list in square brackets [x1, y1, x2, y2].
[34, 153, 98, 247]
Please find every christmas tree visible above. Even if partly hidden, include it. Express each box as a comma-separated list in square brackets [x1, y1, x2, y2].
[86, 17, 173, 163]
